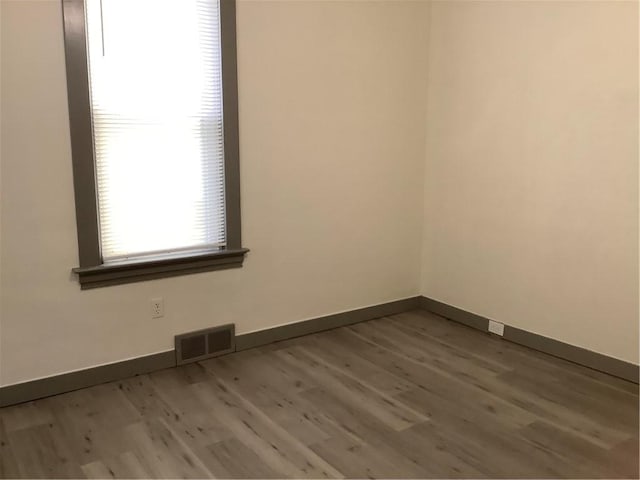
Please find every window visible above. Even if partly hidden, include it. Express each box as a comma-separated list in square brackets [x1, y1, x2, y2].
[62, 0, 247, 289]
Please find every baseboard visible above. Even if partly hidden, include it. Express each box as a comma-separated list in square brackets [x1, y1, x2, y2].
[8, 295, 628, 407]
[0, 296, 421, 408]
[419, 296, 639, 384]
[419, 296, 489, 332]
[236, 296, 422, 351]
[0, 350, 176, 408]
[503, 325, 639, 383]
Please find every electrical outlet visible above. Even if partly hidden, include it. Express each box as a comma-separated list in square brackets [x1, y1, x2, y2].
[488, 319, 504, 336]
[150, 297, 164, 319]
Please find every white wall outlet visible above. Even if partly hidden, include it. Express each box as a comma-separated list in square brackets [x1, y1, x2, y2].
[150, 297, 164, 319]
[488, 319, 504, 336]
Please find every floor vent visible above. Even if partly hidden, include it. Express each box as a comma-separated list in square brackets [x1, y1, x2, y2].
[175, 324, 235, 365]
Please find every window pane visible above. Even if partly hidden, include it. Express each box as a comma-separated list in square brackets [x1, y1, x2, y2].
[85, 0, 225, 261]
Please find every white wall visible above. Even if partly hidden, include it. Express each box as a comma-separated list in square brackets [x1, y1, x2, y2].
[421, 0, 639, 364]
[0, 0, 429, 386]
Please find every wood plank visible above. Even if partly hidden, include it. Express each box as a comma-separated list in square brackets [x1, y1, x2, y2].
[300, 386, 414, 448]
[498, 369, 638, 434]
[81, 451, 151, 479]
[199, 437, 283, 478]
[515, 421, 632, 479]
[383, 421, 534, 478]
[201, 354, 341, 446]
[362, 317, 511, 377]
[608, 436, 640, 479]
[38, 384, 141, 465]
[0, 418, 19, 478]
[0, 400, 54, 433]
[397, 419, 584, 478]
[274, 346, 428, 431]
[332, 328, 538, 431]
[309, 434, 428, 479]
[293, 331, 417, 395]
[190, 377, 343, 478]
[7, 423, 85, 478]
[123, 418, 213, 478]
[344, 325, 631, 448]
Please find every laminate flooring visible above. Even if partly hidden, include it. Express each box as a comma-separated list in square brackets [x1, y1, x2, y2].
[1, 310, 638, 478]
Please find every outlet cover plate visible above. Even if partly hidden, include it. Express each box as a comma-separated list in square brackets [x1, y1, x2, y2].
[151, 297, 164, 319]
[488, 319, 504, 336]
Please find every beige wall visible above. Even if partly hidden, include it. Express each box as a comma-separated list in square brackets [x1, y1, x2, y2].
[0, 0, 429, 386]
[1, 0, 638, 387]
[421, 0, 639, 364]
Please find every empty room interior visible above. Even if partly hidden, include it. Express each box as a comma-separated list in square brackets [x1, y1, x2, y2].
[0, 0, 638, 478]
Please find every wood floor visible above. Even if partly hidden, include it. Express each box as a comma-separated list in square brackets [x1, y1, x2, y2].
[0, 310, 638, 479]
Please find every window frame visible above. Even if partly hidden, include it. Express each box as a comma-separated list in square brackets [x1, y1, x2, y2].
[62, 0, 247, 289]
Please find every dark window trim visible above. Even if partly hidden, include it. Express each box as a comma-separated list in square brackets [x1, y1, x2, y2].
[73, 248, 249, 289]
[62, 0, 247, 289]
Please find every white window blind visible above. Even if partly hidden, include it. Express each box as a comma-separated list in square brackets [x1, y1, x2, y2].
[85, 0, 226, 262]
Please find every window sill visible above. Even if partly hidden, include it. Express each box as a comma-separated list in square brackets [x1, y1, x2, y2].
[72, 248, 249, 289]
